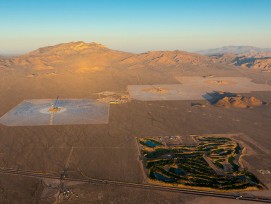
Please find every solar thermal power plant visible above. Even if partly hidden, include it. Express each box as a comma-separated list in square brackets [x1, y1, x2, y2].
[1, 1, 271, 203]
[0, 98, 109, 126]
[127, 77, 271, 101]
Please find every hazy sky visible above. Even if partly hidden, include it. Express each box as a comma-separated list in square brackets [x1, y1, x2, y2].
[1, 0, 271, 54]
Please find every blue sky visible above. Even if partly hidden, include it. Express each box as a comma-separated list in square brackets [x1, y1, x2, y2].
[0, 0, 271, 54]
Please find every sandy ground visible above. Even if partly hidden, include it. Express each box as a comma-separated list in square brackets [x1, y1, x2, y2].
[0, 63, 271, 203]
[190, 196, 259, 204]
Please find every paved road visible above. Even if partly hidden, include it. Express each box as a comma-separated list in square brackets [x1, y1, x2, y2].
[0, 168, 270, 203]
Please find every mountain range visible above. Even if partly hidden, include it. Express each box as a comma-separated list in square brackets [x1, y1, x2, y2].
[197, 46, 271, 71]
[1, 42, 271, 72]
[197, 46, 271, 55]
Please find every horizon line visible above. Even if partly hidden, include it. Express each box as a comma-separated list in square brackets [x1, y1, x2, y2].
[1, 41, 271, 56]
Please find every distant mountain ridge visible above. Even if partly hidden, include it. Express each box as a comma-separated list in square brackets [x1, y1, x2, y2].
[196, 46, 271, 71]
[27, 41, 109, 56]
[197, 46, 271, 56]
[0, 41, 132, 71]
[1, 42, 271, 72]
[0, 41, 212, 72]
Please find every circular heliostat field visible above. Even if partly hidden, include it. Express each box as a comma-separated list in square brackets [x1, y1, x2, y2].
[0, 99, 109, 126]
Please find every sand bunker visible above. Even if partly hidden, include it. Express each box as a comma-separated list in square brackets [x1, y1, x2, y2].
[215, 95, 266, 108]
[128, 77, 271, 101]
[0, 99, 109, 126]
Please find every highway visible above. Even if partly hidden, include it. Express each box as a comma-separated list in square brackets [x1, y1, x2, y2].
[0, 168, 270, 203]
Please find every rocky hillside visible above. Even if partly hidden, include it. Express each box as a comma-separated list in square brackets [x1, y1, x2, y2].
[120, 50, 211, 68]
[198, 46, 271, 72]
[215, 95, 267, 108]
[0, 42, 214, 72]
[0, 42, 132, 72]
[211, 52, 271, 71]
[1, 42, 271, 73]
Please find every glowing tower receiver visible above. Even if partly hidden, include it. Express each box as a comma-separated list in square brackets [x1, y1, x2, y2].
[49, 96, 61, 125]
[49, 96, 60, 112]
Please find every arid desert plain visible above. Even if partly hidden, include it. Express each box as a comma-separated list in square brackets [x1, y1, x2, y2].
[0, 42, 271, 203]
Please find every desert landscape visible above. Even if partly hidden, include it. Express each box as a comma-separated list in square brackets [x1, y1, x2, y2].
[0, 41, 271, 203]
[1, 0, 271, 203]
